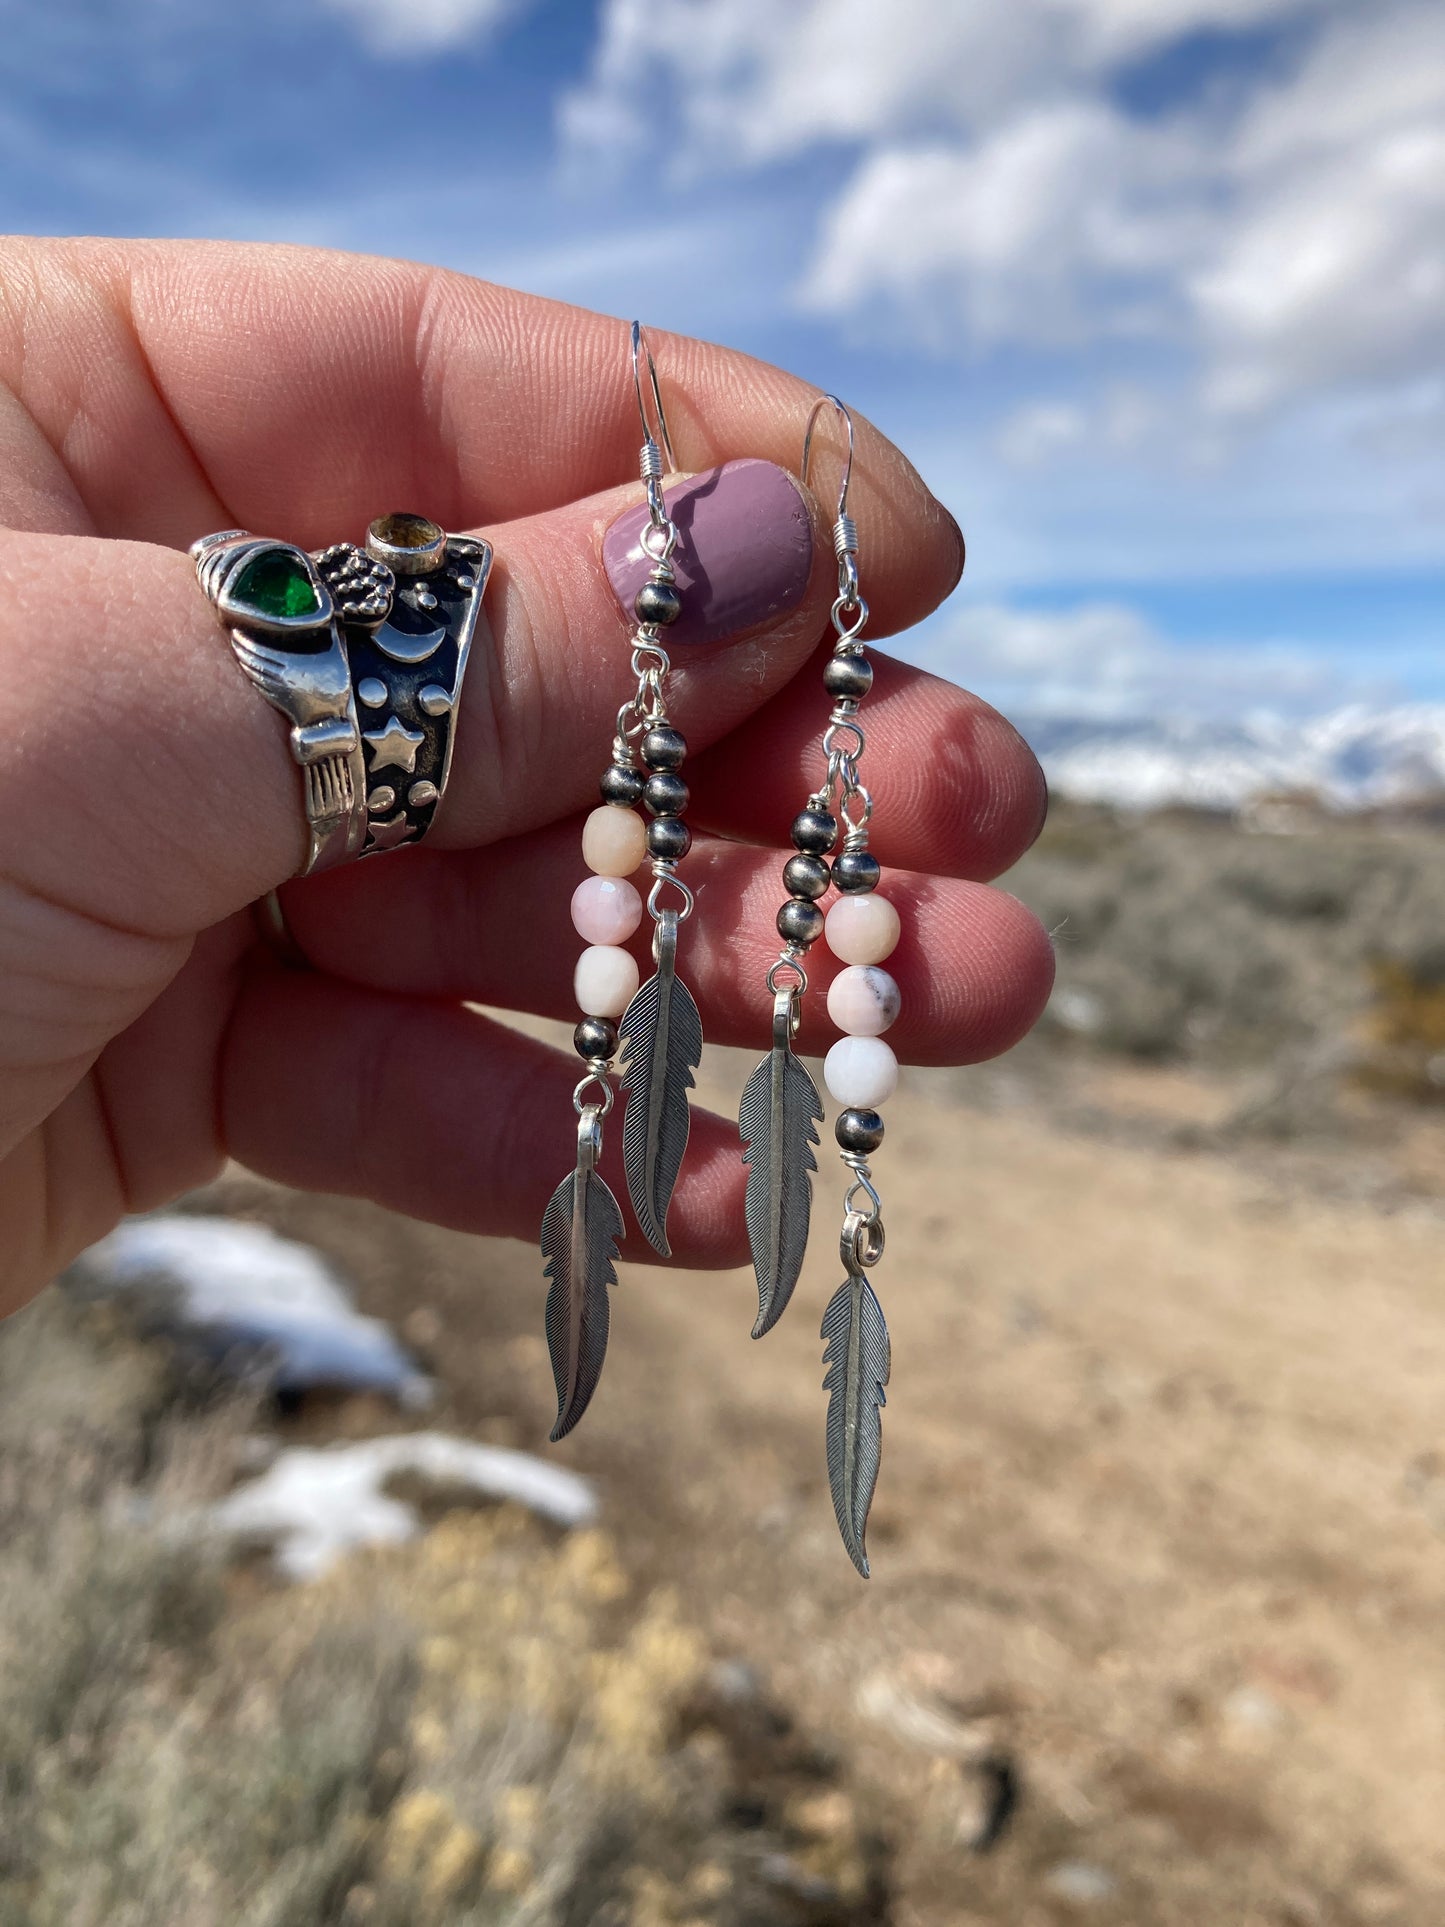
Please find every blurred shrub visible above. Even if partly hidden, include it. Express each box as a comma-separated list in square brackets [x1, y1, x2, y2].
[1353, 960, 1445, 1104]
[1009, 807, 1445, 1077]
[0, 1289, 881, 1927]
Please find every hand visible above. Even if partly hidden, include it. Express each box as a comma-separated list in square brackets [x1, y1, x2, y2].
[0, 238, 1053, 1311]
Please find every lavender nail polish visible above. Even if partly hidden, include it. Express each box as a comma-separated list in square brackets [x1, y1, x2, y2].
[603, 458, 813, 647]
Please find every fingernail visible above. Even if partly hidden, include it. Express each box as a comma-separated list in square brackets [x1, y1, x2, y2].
[943, 506, 966, 592]
[603, 458, 813, 647]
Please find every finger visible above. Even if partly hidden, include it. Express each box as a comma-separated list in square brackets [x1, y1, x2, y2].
[1, 238, 964, 640]
[0, 457, 834, 937]
[686, 643, 1049, 882]
[281, 831, 1056, 1067]
[220, 969, 749, 1268]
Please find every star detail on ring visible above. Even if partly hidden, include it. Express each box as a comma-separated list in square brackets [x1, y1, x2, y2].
[364, 714, 425, 774]
[365, 812, 416, 852]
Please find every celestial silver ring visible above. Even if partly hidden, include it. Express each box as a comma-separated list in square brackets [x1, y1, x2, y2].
[192, 513, 493, 873]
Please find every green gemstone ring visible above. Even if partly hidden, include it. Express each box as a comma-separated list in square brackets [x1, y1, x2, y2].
[192, 517, 491, 875]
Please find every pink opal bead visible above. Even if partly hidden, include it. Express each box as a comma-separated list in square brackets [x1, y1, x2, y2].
[827, 964, 900, 1037]
[571, 875, 643, 946]
[581, 804, 647, 877]
[823, 1036, 899, 1108]
[825, 893, 900, 965]
[573, 945, 640, 1019]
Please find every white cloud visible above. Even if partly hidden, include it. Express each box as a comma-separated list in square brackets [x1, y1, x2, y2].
[800, 2, 1445, 419]
[564, 0, 1335, 162]
[1061, 0, 1334, 65]
[568, 0, 1445, 430]
[941, 600, 1367, 719]
[1198, 125, 1445, 416]
[966, 601, 1168, 703]
[1232, 1, 1445, 168]
[995, 401, 1091, 467]
[1194, 5, 1445, 414]
[800, 106, 1202, 345]
[560, 0, 1059, 165]
[993, 387, 1163, 466]
[318, 0, 525, 54]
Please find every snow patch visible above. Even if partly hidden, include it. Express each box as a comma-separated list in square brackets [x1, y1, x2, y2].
[1023, 704, 1445, 813]
[208, 1433, 599, 1580]
[78, 1215, 431, 1405]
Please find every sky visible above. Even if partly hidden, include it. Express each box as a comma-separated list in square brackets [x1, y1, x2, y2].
[2, 0, 1441, 721]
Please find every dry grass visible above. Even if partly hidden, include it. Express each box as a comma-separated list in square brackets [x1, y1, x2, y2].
[0, 1289, 882, 1927]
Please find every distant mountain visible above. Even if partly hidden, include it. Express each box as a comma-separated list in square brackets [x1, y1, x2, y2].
[1018, 706, 1445, 813]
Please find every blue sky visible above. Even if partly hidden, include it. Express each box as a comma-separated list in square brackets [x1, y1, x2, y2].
[3, 0, 1441, 719]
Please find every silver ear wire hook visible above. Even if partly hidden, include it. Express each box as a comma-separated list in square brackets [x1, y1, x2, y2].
[631, 320, 677, 473]
[801, 393, 854, 524]
[801, 394, 861, 606]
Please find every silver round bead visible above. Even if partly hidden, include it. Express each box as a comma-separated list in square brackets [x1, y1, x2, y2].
[777, 898, 825, 946]
[832, 850, 881, 894]
[824, 652, 874, 700]
[634, 579, 682, 627]
[783, 854, 830, 901]
[600, 764, 646, 807]
[791, 809, 838, 855]
[641, 726, 687, 771]
[647, 816, 691, 860]
[574, 1016, 618, 1060]
[644, 770, 689, 817]
[835, 1108, 885, 1153]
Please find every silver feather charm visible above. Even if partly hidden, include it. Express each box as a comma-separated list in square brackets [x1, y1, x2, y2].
[540, 1109, 625, 1441]
[821, 1257, 891, 1578]
[620, 908, 703, 1256]
[740, 990, 823, 1338]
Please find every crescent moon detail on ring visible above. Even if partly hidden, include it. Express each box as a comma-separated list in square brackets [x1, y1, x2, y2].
[373, 618, 447, 663]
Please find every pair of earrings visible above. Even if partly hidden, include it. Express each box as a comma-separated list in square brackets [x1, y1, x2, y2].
[541, 326, 899, 1577]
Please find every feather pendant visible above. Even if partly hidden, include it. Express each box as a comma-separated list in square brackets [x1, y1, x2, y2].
[539, 1113, 625, 1441]
[620, 909, 703, 1256]
[821, 1266, 891, 1578]
[740, 991, 823, 1338]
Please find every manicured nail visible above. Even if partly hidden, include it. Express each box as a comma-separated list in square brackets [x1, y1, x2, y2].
[603, 458, 813, 647]
[943, 506, 967, 592]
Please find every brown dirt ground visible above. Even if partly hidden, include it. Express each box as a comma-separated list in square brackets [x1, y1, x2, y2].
[222, 1031, 1445, 1926]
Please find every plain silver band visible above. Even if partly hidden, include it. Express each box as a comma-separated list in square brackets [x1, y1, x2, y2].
[251, 890, 310, 968]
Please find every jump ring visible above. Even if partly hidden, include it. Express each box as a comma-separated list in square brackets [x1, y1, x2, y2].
[823, 720, 866, 761]
[841, 1209, 886, 1271]
[648, 870, 695, 921]
[832, 596, 869, 644]
[573, 1070, 615, 1117]
[766, 956, 808, 998]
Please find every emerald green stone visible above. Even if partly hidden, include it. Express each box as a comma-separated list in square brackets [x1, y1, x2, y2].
[232, 550, 320, 620]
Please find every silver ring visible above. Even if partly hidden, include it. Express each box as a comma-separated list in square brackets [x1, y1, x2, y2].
[251, 889, 310, 968]
[192, 513, 492, 873]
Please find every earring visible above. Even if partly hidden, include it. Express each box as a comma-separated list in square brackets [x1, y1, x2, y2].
[538, 322, 702, 1440]
[738, 398, 897, 1576]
